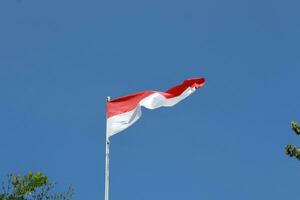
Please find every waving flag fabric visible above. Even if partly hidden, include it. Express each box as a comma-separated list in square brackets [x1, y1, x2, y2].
[106, 78, 205, 137]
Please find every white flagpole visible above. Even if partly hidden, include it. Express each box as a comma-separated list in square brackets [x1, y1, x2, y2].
[104, 96, 111, 200]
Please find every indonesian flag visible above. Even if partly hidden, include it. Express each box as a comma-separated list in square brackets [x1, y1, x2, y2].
[106, 78, 205, 137]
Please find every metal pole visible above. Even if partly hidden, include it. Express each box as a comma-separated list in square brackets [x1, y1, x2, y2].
[105, 96, 111, 200]
[104, 137, 110, 200]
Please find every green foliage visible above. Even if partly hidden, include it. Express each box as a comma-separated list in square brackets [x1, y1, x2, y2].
[0, 172, 73, 200]
[12, 172, 47, 196]
[285, 121, 300, 160]
[291, 121, 300, 135]
[285, 144, 300, 159]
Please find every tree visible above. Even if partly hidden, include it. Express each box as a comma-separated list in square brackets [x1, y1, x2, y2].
[0, 172, 73, 200]
[285, 121, 300, 160]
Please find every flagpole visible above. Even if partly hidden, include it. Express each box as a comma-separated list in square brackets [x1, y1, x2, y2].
[105, 96, 111, 200]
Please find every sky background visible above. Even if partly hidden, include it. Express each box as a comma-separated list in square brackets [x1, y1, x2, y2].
[1, 0, 300, 199]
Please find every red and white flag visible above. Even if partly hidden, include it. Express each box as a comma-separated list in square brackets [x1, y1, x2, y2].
[106, 78, 205, 137]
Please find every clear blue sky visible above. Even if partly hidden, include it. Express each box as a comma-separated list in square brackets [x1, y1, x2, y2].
[1, 0, 300, 199]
